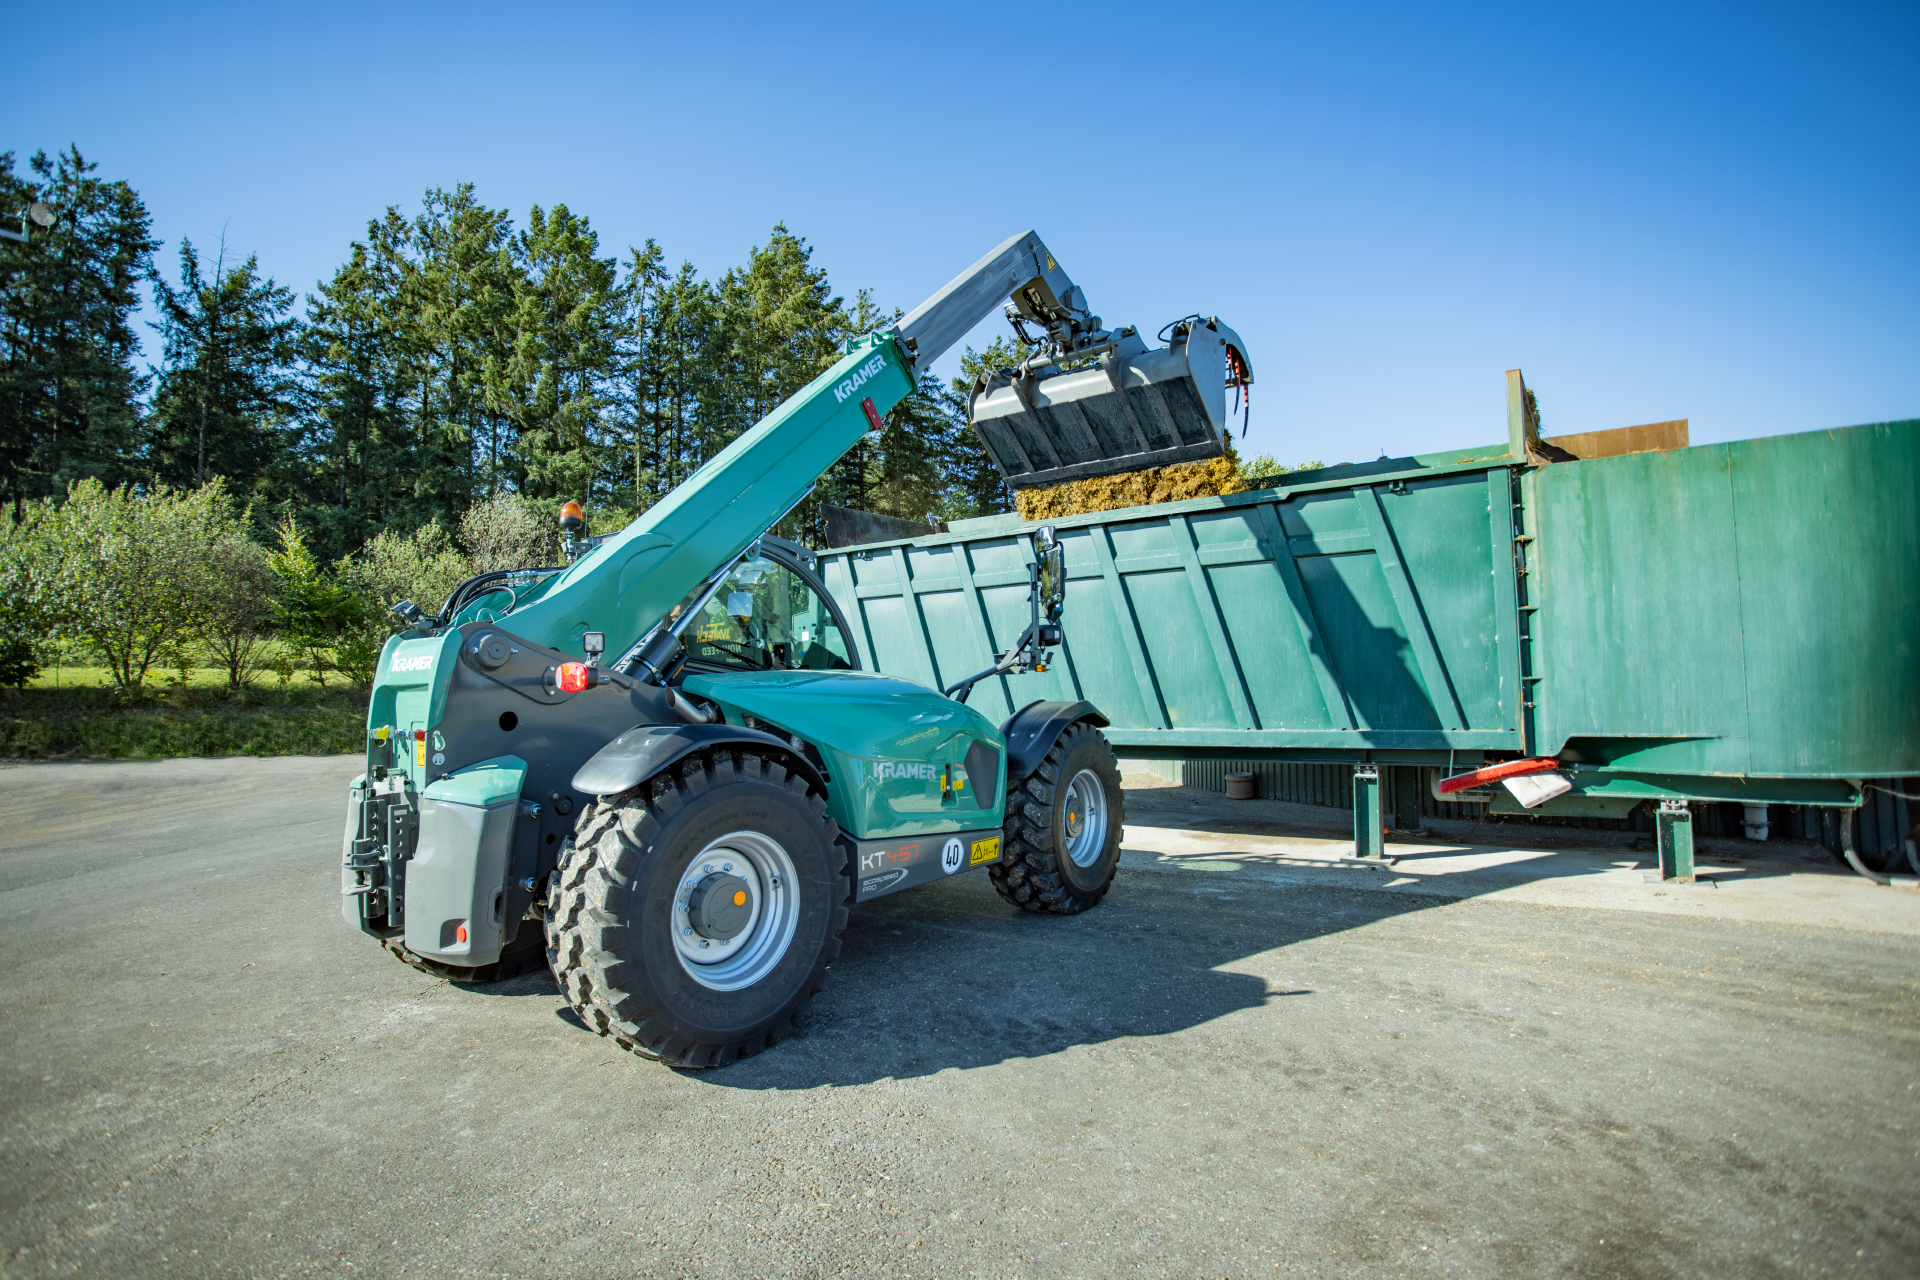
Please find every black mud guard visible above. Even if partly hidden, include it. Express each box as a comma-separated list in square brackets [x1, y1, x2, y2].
[572, 723, 827, 798]
[999, 700, 1111, 782]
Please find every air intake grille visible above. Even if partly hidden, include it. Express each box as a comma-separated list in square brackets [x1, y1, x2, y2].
[964, 741, 1000, 808]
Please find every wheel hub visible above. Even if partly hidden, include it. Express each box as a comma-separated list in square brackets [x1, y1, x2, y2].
[670, 833, 800, 991]
[687, 872, 753, 940]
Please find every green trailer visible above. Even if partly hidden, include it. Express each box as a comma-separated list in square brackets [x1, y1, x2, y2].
[816, 379, 1919, 882]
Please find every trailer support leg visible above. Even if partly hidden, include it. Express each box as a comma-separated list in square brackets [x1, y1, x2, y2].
[1391, 765, 1424, 833]
[1353, 765, 1385, 859]
[1656, 799, 1695, 882]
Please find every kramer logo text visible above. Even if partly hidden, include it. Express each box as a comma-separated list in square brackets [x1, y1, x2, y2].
[833, 355, 888, 404]
[872, 760, 938, 782]
[389, 654, 433, 672]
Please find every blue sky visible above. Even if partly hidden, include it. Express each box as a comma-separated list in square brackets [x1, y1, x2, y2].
[10, 1, 1916, 465]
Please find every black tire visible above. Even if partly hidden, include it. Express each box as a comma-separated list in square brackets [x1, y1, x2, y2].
[1827, 808, 1915, 875]
[544, 750, 849, 1068]
[989, 721, 1124, 914]
[381, 929, 549, 985]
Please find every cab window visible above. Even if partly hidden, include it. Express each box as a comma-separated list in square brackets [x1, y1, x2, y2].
[681, 556, 854, 672]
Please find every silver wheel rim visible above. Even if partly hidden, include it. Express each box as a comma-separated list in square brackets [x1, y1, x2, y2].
[1062, 769, 1108, 869]
[671, 831, 799, 991]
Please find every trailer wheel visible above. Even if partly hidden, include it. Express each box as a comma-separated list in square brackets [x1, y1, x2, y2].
[991, 721, 1124, 914]
[380, 930, 549, 985]
[544, 751, 849, 1068]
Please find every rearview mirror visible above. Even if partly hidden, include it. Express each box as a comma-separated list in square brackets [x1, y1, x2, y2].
[1033, 527, 1065, 617]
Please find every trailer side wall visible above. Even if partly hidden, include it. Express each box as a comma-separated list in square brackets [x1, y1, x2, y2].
[1528, 418, 1920, 780]
[820, 456, 1525, 761]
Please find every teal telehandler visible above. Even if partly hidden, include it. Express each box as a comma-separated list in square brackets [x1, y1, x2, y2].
[341, 232, 1254, 1066]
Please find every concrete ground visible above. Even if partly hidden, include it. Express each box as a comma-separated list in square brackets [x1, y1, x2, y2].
[0, 757, 1915, 1279]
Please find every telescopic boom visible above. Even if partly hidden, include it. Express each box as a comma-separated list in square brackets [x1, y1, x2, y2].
[492, 231, 1251, 662]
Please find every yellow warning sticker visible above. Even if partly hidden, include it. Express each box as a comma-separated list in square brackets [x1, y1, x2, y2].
[415, 738, 426, 768]
[969, 836, 1000, 866]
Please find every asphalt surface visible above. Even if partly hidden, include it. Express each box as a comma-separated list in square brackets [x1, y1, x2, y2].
[1, 755, 1916, 1279]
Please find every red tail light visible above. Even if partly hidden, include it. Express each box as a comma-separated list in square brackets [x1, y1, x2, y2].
[556, 662, 593, 693]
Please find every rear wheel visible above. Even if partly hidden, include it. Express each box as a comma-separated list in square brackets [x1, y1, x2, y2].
[990, 721, 1124, 914]
[545, 750, 849, 1067]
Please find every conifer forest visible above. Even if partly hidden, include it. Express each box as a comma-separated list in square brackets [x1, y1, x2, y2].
[0, 145, 1015, 560]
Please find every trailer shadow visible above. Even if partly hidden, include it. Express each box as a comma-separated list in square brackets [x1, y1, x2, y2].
[694, 863, 1457, 1091]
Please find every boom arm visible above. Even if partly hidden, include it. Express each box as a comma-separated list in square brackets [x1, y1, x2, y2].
[894, 231, 1096, 376]
[497, 232, 1089, 660]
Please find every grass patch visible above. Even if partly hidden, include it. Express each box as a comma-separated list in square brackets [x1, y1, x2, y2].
[1, 670, 366, 760]
[26, 663, 340, 693]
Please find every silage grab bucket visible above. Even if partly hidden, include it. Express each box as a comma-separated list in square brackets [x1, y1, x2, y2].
[968, 316, 1254, 489]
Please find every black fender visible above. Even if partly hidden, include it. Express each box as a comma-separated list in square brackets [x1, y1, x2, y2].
[999, 700, 1111, 782]
[572, 722, 827, 798]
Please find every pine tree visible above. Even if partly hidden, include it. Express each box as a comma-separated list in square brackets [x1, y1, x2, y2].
[607, 246, 712, 516]
[404, 186, 517, 518]
[487, 203, 632, 501]
[807, 287, 895, 525]
[299, 236, 414, 557]
[651, 265, 716, 504]
[860, 368, 948, 523]
[287, 199, 1016, 552]
[699, 225, 858, 543]
[604, 241, 666, 514]
[149, 238, 299, 495]
[295, 189, 520, 554]
[705, 225, 847, 441]
[0, 147, 157, 515]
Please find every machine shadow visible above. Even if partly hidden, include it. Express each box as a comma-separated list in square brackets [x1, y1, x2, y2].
[695, 862, 1455, 1090]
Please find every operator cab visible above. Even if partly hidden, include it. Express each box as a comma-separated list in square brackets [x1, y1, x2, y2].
[678, 549, 856, 674]
[618, 537, 861, 680]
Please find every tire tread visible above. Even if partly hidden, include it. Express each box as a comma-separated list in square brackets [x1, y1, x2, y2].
[987, 722, 1124, 915]
[544, 750, 847, 1067]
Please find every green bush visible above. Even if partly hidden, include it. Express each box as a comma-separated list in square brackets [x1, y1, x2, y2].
[266, 518, 372, 688]
[348, 521, 472, 624]
[197, 531, 278, 689]
[38, 478, 247, 693]
[0, 509, 55, 688]
[459, 491, 558, 574]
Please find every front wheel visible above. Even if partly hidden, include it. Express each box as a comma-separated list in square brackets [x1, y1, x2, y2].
[545, 750, 850, 1067]
[990, 721, 1125, 914]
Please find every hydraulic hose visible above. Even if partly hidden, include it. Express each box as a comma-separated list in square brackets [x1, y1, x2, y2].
[436, 566, 565, 624]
